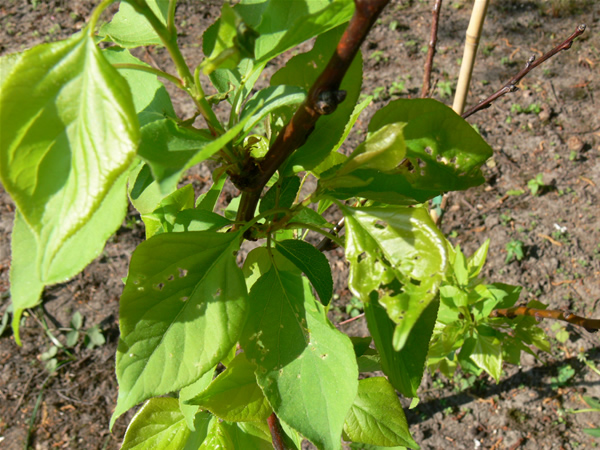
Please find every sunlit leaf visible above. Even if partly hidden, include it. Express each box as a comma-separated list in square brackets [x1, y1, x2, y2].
[241, 267, 357, 450]
[112, 231, 248, 427]
[344, 377, 418, 448]
[99, 0, 169, 48]
[1, 34, 138, 342]
[121, 398, 211, 450]
[343, 205, 447, 351]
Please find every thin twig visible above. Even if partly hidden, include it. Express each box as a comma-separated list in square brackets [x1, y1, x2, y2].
[234, 0, 392, 227]
[316, 217, 346, 252]
[462, 24, 586, 119]
[268, 412, 288, 450]
[490, 305, 600, 332]
[337, 313, 365, 326]
[421, 0, 443, 98]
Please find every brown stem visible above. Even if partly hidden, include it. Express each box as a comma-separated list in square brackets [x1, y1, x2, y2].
[462, 24, 586, 119]
[490, 306, 600, 332]
[421, 0, 443, 98]
[235, 0, 392, 227]
[316, 216, 346, 252]
[268, 412, 288, 450]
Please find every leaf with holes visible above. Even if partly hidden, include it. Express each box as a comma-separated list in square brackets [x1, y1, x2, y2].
[241, 266, 358, 450]
[343, 205, 448, 351]
[112, 231, 248, 427]
[368, 98, 493, 193]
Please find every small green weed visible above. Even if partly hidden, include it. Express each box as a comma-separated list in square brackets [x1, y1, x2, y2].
[505, 239, 525, 264]
[527, 173, 545, 195]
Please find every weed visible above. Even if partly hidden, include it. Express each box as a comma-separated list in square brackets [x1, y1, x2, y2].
[505, 239, 525, 264]
[527, 173, 545, 195]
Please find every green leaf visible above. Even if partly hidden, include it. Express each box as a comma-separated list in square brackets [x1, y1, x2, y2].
[453, 246, 469, 287]
[344, 377, 418, 448]
[201, 3, 258, 75]
[179, 367, 216, 431]
[220, 421, 273, 450]
[241, 0, 355, 64]
[173, 210, 232, 233]
[467, 239, 490, 279]
[366, 98, 493, 198]
[9, 213, 44, 345]
[241, 267, 358, 450]
[99, 0, 169, 48]
[240, 85, 306, 134]
[142, 184, 195, 238]
[1, 34, 139, 335]
[121, 398, 211, 450]
[365, 293, 438, 397]
[343, 205, 448, 351]
[196, 173, 227, 212]
[112, 231, 248, 427]
[139, 108, 256, 193]
[583, 428, 600, 438]
[272, 25, 363, 173]
[102, 47, 175, 122]
[311, 96, 372, 178]
[275, 239, 333, 306]
[333, 123, 406, 177]
[471, 333, 503, 382]
[259, 176, 301, 214]
[186, 353, 272, 422]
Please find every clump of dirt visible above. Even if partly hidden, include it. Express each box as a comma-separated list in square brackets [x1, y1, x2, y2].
[1, 1, 599, 449]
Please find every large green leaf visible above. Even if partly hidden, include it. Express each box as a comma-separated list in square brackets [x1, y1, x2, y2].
[343, 205, 447, 351]
[258, 175, 301, 214]
[112, 231, 248, 427]
[275, 239, 333, 306]
[121, 398, 211, 450]
[1, 34, 139, 341]
[344, 377, 418, 448]
[99, 0, 169, 48]
[368, 98, 493, 194]
[238, 0, 354, 64]
[271, 25, 362, 173]
[186, 352, 272, 422]
[241, 266, 358, 450]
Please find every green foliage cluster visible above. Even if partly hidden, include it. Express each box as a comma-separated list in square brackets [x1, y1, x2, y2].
[0, 1, 561, 448]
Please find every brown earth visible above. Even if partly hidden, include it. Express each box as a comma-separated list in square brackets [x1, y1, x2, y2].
[1, 0, 599, 449]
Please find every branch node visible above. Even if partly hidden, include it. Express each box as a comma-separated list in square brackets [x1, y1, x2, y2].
[525, 55, 536, 68]
[315, 90, 347, 115]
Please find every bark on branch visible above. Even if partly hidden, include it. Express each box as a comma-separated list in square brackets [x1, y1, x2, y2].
[235, 0, 391, 226]
[421, 0, 443, 98]
[490, 305, 600, 332]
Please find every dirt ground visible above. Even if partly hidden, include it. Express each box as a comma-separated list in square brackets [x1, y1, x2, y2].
[1, 0, 599, 449]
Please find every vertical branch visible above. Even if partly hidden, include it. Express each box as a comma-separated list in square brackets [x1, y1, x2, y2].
[421, 0, 443, 98]
[452, 0, 489, 115]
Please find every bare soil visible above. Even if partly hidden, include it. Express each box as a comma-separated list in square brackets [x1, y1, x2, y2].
[1, 1, 599, 449]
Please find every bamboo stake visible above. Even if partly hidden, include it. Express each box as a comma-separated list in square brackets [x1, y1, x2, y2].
[452, 0, 489, 114]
